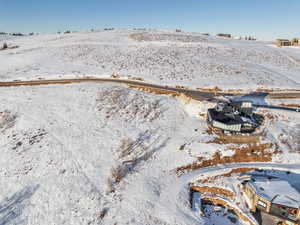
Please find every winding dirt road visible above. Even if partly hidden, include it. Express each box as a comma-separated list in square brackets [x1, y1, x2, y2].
[1, 77, 300, 103]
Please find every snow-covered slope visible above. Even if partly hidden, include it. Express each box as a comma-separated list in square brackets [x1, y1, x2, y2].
[1, 82, 300, 225]
[1, 30, 300, 90]
[1, 30, 300, 225]
[0, 83, 209, 224]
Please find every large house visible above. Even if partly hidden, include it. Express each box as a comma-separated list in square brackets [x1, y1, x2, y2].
[242, 174, 300, 225]
[207, 100, 263, 134]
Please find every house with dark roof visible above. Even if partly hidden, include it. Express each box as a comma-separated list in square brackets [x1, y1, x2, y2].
[207, 100, 263, 134]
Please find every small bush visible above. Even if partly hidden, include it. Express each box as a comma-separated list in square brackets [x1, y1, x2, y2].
[97, 208, 109, 220]
[1, 43, 7, 50]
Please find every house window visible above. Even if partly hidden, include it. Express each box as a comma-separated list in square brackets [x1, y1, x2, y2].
[257, 200, 267, 210]
[270, 205, 297, 221]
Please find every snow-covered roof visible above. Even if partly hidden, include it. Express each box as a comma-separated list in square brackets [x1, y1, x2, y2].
[248, 176, 300, 208]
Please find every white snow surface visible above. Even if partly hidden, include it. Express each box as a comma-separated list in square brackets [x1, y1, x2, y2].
[1, 30, 300, 90]
[1, 30, 300, 225]
[0, 83, 210, 225]
[1, 82, 300, 225]
[248, 176, 300, 208]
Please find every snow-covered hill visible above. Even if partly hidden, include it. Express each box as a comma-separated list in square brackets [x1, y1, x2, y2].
[1, 30, 300, 225]
[1, 30, 300, 90]
[1, 82, 300, 225]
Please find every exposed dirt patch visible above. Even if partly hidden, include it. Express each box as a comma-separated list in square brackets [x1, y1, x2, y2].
[280, 103, 300, 108]
[191, 186, 236, 200]
[177, 143, 279, 174]
[199, 113, 207, 118]
[207, 135, 261, 144]
[128, 85, 180, 97]
[256, 88, 275, 92]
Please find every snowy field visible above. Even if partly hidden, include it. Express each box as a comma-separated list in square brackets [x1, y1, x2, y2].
[0, 83, 205, 225]
[1, 30, 300, 90]
[1, 30, 300, 225]
[0, 82, 300, 225]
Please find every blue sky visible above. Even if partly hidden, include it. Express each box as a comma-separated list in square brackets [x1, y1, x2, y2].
[1, 0, 299, 40]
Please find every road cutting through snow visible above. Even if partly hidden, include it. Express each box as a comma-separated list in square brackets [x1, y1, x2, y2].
[1, 77, 300, 103]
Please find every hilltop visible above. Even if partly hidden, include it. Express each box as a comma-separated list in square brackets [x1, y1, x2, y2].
[1, 30, 300, 90]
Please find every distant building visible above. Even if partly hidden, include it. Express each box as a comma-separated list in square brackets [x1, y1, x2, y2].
[276, 38, 299, 47]
[276, 39, 292, 47]
[217, 33, 232, 38]
[175, 29, 182, 32]
[242, 175, 300, 225]
[207, 100, 263, 134]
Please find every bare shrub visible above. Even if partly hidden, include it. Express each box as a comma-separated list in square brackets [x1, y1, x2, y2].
[97, 87, 164, 123]
[97, 208, 109, 220]
[0, 111, 17, 132]
[2, 42, 7, 50]
[110, 135, 168, 188]
[106, 177, 115, 194]
[118, 138, 135, 159]
[111, 166, 125, 183]
[110, 161, 139, 184]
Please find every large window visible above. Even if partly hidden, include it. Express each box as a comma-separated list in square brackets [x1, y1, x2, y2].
[257, 200, 267, 210]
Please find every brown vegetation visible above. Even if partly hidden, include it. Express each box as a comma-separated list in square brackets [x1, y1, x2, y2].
[207, 135, 261, 144]
[177, 143, 279, 174]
